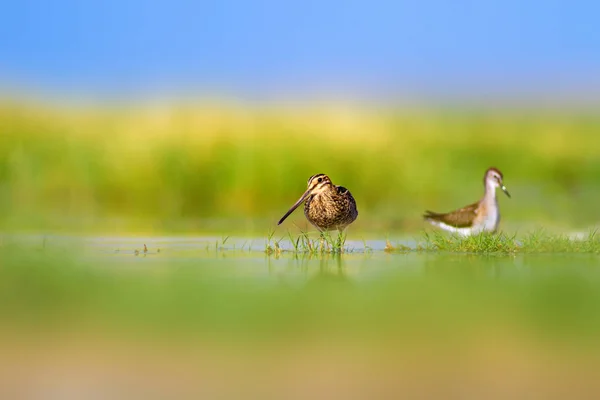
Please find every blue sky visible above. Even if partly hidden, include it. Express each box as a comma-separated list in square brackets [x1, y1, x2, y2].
[1, 1, 599, 99]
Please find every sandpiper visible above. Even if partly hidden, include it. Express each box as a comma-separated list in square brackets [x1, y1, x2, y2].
[278, 173, 358, 231]
[423, 167, 511, 236]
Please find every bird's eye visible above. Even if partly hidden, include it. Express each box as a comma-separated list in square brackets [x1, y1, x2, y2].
[318, 177, 323, 183]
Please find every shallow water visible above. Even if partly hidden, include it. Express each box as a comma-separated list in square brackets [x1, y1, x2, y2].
[3, 233, 599, 286]
[2, 233, 600, 397]
[3, 233, 412, 253]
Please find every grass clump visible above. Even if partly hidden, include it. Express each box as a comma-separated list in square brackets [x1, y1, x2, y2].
[384, 239, 411, 253]
[421, 230, 600, 254]
[265, 229, 349, 255]
[520, 229, 600, 253]
[422, 231, 520, 254]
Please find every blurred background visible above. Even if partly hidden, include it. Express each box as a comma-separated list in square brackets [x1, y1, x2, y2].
[2, 1, 600, 397]
[1, 0, 599, 235]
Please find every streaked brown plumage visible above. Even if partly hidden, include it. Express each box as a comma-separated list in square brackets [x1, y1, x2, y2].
[423, 167, 511, 236]
[278, 173, 358, 231]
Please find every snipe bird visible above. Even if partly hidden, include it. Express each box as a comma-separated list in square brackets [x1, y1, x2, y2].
[423, 167, 511, 236]
[278, 173, 358, 231]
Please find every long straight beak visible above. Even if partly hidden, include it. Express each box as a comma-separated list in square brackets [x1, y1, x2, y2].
[501, 184, 511, 198]
[278, 189, 312, 225]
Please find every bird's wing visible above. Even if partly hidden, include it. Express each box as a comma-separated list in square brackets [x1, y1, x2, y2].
[336, 185, 349, 195]
[336, 185, 356, 204]
[423, 202, 479, 228]
[336, 185, 358, 213]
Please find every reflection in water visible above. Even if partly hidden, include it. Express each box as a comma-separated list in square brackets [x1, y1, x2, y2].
[422, 253, 513, 280]
[276, 252, 353, 289]
[309, 253, 350, 288]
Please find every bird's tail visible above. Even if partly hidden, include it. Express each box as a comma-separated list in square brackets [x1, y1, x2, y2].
[423, 210, 445, 223]
[423, 210, 440, 218]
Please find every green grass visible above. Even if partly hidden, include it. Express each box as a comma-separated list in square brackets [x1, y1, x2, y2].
[266, 228, 348, 255]
[419, 229, 600, 254]
[1, 100, 600, 234]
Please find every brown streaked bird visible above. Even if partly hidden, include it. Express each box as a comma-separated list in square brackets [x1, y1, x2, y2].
[423, 167, 511, 236]
[278, 174, 358, 231]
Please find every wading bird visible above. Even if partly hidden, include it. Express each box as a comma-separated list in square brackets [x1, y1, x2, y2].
[423, 167, 511, 236]
[278, 173, 358, 232]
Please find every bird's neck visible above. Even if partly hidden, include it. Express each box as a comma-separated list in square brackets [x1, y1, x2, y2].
[483, 181, 498, 204]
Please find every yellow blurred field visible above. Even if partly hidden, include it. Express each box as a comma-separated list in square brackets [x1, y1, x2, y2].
[1, 99, 599, 234]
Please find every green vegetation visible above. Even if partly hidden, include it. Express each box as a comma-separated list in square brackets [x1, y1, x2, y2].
[1, 100, 600, 234]
[420, 231, 521, 253]
[266, 228, 347, 255]
[419, 230, 600, 254]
